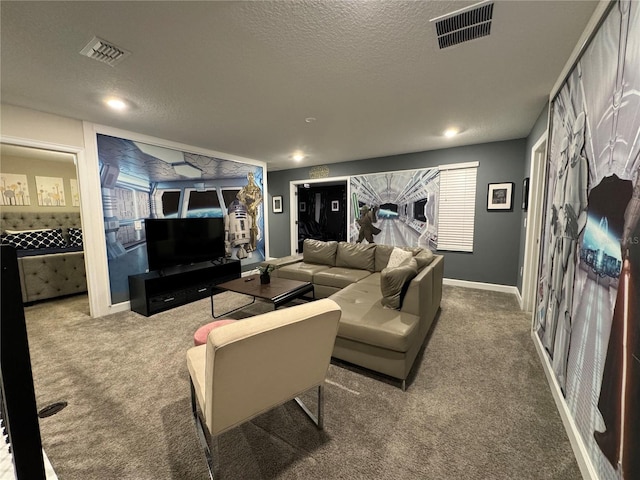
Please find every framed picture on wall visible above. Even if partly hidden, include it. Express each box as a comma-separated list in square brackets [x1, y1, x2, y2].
[487, 182, 513, 211]
[299, 201, 306, 212]
[0, 173, 31, 206]
[331, 200, 339, 211]
[272, 195, 283, 213]
[35, 176, 66, 207]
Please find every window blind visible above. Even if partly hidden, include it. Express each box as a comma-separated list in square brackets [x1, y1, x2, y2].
[437, 162, 478, 252]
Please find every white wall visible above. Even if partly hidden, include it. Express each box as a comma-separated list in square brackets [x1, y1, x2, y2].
[0, 104, 110, 318]
[1, 104, 84, 147]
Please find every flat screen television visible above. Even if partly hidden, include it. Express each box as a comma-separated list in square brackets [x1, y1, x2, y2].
[144, 217, 226, 271]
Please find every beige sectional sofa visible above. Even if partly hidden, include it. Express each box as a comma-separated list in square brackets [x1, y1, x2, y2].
[266, 239, 444, 389]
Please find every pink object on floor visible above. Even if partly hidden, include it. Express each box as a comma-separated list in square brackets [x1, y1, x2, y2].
[193, 319, 238, 346]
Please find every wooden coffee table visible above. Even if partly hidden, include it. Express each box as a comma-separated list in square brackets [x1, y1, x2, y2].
[211, 274, 314, 318]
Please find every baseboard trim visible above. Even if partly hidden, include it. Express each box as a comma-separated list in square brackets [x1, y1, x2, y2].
[531, 330, 598, 480]
[443, 278, 520, 296]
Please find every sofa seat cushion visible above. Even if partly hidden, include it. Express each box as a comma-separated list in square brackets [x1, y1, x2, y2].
[276, 262, 331, 283]
[357, 272, 381, 285]
[314, 267, 372, 289]
[330, 282, 420, 353]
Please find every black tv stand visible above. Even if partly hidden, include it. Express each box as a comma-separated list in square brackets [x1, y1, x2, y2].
[128, 258, 241, 316]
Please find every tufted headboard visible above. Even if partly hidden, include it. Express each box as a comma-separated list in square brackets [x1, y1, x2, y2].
[0, 211, 82, 232]
[0, 211, 87, 302]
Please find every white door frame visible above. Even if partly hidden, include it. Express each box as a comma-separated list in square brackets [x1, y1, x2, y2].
[0, 135, 99, 318]
[289, 176, 350, 255]
[522, 132, 548, 313]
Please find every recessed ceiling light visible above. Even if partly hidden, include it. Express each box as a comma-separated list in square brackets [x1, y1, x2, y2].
[292, 152, 305, 162]
[305, 117, 316, 123]
[105, 98, 127, 111]
[444, 128, 458, 138]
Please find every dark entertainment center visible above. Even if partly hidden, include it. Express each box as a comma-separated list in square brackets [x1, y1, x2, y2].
[128, 217, 241, 316]
[128, 258, 241, 317]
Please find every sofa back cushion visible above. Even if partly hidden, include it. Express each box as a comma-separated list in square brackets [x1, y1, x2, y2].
[380, 257, 418, 309]
[374, 245, 393, 271]
[336, 242, 376, 272]
[303, 239, 338, 266]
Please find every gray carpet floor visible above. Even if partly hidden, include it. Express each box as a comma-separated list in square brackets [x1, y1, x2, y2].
[23, 285, 581, 479]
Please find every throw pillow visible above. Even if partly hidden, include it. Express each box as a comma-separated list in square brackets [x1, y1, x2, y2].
[386, 247, 413, 269]
[380, 257, 418, 309]
[0, 228, 67, 250]
[68, 227, 83, 247]
[414, 249, 434, 270]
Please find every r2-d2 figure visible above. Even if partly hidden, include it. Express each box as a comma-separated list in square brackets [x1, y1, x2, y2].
[224, 199, 253, 259]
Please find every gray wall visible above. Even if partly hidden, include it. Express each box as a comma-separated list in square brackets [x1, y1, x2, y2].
[268, 138, 527, 286]
[516, 103, 550, 293]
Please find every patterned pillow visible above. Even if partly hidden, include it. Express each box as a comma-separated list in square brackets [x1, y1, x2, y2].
[67, 227, 83, 247]
[386, 247, 413, 268]
[1, 228, 67, 250]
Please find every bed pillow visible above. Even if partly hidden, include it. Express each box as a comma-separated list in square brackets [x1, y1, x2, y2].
[0, 228, 67, 250]
[380, 257, 418, 309]
[4, 228, 50, 234]
[67, 227, 83, 247]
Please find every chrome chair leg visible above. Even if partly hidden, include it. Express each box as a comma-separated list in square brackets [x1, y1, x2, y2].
[294, 384, 324, 429]
[191, 379, 220, 479]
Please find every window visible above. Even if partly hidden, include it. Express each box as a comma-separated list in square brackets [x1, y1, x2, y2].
[161, 191, 180, 218]
[186, 189, 223, 218]
[222, 189, 240, 212]
[437, 162, 478, 252]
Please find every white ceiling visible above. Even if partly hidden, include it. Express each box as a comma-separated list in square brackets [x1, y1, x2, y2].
[0, 1, 599, 172]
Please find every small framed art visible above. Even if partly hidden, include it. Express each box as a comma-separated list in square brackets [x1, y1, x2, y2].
[299, 202, 306, 212]
[331, 200, 339, 212]
[272, 195, 283, 213]
[487, 182, 514, 211]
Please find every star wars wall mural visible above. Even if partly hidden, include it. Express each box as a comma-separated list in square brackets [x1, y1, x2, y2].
[349, 168, 439, 249]
[96, 134, 265, 304]
[534, 2, 639, 478]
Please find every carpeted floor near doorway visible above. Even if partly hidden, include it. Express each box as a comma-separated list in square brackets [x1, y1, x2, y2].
[24, 286, 581, 480]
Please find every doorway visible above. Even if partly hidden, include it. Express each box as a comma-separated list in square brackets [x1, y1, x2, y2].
[522, 133, 548, 313]
[0, 142, 90, 312]
[289, 178, 349, 254]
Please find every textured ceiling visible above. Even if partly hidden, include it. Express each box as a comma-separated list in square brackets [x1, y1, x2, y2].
[0, 1, 599, 171]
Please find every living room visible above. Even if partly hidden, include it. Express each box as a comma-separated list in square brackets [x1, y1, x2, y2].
[2, 2, 638, 479]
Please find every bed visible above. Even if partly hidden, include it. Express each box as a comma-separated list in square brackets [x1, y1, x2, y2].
[0, 212, 87, 303]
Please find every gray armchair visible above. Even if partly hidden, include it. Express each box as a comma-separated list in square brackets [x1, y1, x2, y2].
[186, 298, 342, 478]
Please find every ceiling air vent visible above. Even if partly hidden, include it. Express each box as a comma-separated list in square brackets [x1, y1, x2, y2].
[431, 1, 494, 49]
[80, 36, 131, 67]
